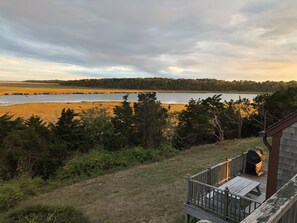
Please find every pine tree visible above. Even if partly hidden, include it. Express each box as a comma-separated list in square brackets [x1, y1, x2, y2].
[134, 93, 168, 148]
[54, 108, 90, 153]
[173, 98, 212, 149]
[80, 107, 116, 150]
[201, 95, 225, 142]
[112, 94, 135, 148]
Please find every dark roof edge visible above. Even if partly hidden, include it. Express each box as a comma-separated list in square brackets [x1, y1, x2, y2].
[262, 111, 297, 136]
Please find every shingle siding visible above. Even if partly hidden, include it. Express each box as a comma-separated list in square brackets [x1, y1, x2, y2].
[278, 125, 297, 189]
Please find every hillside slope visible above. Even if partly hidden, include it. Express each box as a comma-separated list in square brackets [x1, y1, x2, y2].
[11, 138, 264, 223]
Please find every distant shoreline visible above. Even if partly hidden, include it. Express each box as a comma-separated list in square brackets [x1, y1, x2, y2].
[0, 90, 263, 96]
[0, 81, 268, 96]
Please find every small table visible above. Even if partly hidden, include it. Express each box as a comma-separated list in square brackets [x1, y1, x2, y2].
[218, 176, 261, 196]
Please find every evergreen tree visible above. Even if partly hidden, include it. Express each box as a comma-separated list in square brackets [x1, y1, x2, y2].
[80, 107, 116, 150]
[134, 93, 168, 148]
[54, 108, 90, 153]
[25, 115, 50, 139]
[173, 98, 213, 149]
[223, 98, 254, 139]
[262, 87, 297, 126]
[242, 87, 297, 137]
[0, 127, 48, 178]
[201, 95, 225, 142]
[112, 94, 135, 148]
[0, 114, 24, 145]
[241, 94, 268, 137]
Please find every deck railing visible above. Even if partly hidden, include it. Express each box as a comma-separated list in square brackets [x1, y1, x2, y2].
[191, 153, 247, 186]
[185, 153, 262, 222]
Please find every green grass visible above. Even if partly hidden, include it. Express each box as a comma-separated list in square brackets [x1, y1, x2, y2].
[0, 177, 44, 209]
[2, 205, 90, 223]
[0, 137, 266, 223]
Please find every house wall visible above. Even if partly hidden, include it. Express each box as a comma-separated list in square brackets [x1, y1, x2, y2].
[278, 123, 297, 189]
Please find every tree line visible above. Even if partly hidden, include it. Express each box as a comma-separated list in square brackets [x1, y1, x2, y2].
[59, 78, 297, 92]
[1, 87, 297, 182]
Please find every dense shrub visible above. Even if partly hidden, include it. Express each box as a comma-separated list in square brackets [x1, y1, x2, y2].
[54, 150, 128, 181]
[121, 147, 161, 163]
[155, 144, 178, 158]
[0, 177, 43, 209]
[79, 108, 117, 150]
[54, 145, 176, 181]
[2, 205, 90, 223]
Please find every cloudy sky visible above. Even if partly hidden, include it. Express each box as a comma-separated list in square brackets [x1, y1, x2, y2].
[0, 0, 297, 81]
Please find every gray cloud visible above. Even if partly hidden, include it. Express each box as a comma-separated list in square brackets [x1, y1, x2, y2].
[0, 0, 297, 80]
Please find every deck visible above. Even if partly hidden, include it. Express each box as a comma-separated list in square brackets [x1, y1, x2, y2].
[184, 153, 268, 223]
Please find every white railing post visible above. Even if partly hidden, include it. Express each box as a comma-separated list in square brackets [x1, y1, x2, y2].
[207, 165, 212, 185]
[224, 186, 229, 220]
[241, 152, 246, 173]
[185, 175, 191, 204]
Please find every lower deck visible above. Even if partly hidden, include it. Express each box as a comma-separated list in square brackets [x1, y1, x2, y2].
[184, 153, 268, 223]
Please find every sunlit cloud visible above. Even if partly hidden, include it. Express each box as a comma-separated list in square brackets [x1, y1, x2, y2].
[0, 55, 84, 80]
[168, 66, 184, 73]
[229, 14, 246, 26]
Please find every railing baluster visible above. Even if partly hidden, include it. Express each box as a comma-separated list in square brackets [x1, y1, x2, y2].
[238, 197, 240, 220]
[208, 187, 211, 209]
[198, 184, 200, 206]
[249, 203, 252, 214]
[208, 165, 212, 185]
[234, 195, 237, 220]
[216, 190, 219, 213]
[190, 180, 193, 203]
[203, 184, 205, 206]
[223, 187, 229, 220]
[219, 191, 221, 214]
[212, 188, 215, 210]
[185, 176, 190, 204]
[243, 199, 246, 218]
[233, 195, 236, 220]
[193, 181, 195, 203]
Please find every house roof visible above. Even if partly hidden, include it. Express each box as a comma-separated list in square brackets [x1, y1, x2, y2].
[260, 111, 297, 136]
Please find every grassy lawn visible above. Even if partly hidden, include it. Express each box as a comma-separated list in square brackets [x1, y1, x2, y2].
[1, 137, 266, 223]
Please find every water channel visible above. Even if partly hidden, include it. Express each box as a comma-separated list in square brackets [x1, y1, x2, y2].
[0, 92, 257, 106]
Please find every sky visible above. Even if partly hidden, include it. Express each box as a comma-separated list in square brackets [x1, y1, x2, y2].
[0, 0, 297, 81]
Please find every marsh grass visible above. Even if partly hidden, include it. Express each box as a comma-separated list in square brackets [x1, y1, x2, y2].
[0, 81, 150, 95]
[0, 102, 185, 122]
[0, 81, 223, 95]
